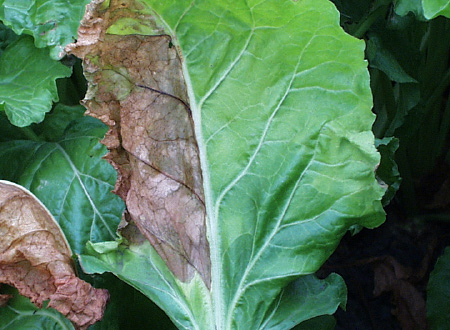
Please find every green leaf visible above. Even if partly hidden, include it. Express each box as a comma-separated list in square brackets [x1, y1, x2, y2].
[366, 35, 417, 83]
[0, 113, 29, 142]
[260, 274, 346, 330]
[81, 238, 213, 330]
[395, 0, 450, 19]
[394, 0, 426, 18]
[78, 0, 385, 328]
[33, 103, 87, 141]
[0, 0, 91, 59]
[0, 116, 124, 254]
[427, 246, 450, 329]
[0, 287, 75, 330]
[423, 0, 450, 18]
[82, 272, 177, 330]
[0, 36, 71, 127]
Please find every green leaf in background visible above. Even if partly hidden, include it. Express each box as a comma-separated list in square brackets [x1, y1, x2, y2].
[427, 246, 450, 330]
[423, 0, 450, 18]
[366, 35, 417, 83]
[33, 104, 87, 141]
[0, 35, 71, 127]
[0, 0, 91, 59]
[77, 0, 385, 329]
[0, 287, 75, 330]
[395, 0, 426, 19]
[0, 115, 124, 254]
[395, 0, 450, 19]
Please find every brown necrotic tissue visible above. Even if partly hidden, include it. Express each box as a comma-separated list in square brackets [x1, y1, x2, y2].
[67, 0, 210, 287]
[0, 181, 109, 330]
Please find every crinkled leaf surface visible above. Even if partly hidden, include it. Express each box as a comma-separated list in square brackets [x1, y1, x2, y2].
[0, 0, 91, 59]
[427, 246, 450, 329]
[395, 0, 450, 19]
[0, 180, 108, 329]
[72, 0, 385, 329]
[0, 287, 75, 330]
[0, 116, 124, 254]
[0, 35, 71, 127]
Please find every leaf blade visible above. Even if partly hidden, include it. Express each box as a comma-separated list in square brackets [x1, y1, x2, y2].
[0, 117, 124, 254]
[73, 0, 385, 328]
[0, 36, 71, 127]
[0, 0, 91, 58]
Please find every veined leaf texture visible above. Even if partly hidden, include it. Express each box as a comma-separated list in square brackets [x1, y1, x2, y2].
[70, 0, 385, 329]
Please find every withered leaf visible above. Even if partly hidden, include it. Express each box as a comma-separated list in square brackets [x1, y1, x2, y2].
[0, 180, 108, 330]
[373, 256, 427, 330]
[67, 0, 211, 287]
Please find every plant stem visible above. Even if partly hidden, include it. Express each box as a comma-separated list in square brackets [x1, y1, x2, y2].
[352, 4, 390, 39]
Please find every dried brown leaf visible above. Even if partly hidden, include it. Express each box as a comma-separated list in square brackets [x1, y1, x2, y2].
[0, 180, 108, 330]
[373, 256, 428, 330]
[67, 0, 211, 286]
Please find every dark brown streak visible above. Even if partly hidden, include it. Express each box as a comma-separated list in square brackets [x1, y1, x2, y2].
[125, 147, 205, 207]
[136, 84, 192, 117]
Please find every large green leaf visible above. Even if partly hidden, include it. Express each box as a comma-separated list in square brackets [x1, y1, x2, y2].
[0, 0, 91, 59]
[0, 116, 124, 254]
[0, 35, 71, 127]
[77, 0, 385, 329]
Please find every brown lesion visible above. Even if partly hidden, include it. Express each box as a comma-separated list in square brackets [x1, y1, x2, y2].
[0, 181, 109, 330]
[67, 0, 211, 287]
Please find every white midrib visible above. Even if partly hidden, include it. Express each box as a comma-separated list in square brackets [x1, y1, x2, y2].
[182, 65, 223, 330]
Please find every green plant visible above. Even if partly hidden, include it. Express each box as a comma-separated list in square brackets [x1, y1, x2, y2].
[1, 0, 449, 329]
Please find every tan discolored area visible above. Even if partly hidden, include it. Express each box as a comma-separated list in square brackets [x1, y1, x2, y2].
[66, 0, 210, 287]
[0, 181, 108, 330]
